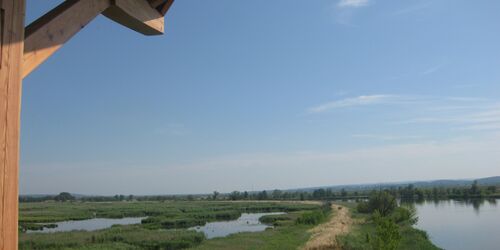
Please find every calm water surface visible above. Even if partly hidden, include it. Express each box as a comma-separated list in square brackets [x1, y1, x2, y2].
[413, 199, 500, 250]
[190, 212, 285, 239]
[27, 217, 146, 233]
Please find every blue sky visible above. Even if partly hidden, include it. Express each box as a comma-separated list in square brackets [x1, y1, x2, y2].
[21, 0, 500, 195]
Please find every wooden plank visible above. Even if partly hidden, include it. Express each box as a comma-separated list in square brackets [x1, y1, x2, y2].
[0, 0, 25, 249]
[22, 0, 110, 78]
[159, 0, 174, 16]
[148, 0, 166, 8]
[103, 0, 164, 36]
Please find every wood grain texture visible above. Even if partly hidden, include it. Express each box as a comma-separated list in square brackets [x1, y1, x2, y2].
[148, 0, 166, 8]
[22, 0, 110, 78]
[103, 0, 164, 36]
[0, 0, 25, 249]
[159, 0, 174, 16]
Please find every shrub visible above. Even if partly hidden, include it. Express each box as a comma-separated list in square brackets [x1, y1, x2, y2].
[259, 214, 290, 226]
[357, 191, 397, 217]
[372, 212, 401, 250]
[296, 202, 331, 225]
[391, 206, 418, 225]
[356, 201, 371, 213]
[296, 211, 326, 225]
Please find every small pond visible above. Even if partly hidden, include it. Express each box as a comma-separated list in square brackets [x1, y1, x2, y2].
[190, 212, 285, 239]
[26, 217, 147, 233]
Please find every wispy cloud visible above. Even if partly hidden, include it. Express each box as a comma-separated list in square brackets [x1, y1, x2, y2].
[338, 0, 370, 8]
[332, 0, 371, 26]
[307, 95, 395, 114]
[154, 123, 189, 136]
[307, 94, 435, 114]
[397, 101, 500, 131]
[453, 84, 476, 89]
[352, 134, 423, 141]
[421, 63, 445, 75]
[392, 2, 433, 16]
[308, 94, 500, 133]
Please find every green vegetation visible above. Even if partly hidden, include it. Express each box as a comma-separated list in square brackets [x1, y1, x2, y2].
[20, 225, 204, 250]
[19, 179, 500, 204]
[258, 214, 291, 226]
[19, 201, 314, 231]
[337, 192, 440, 250]
[190, 212, 315, 250]
[19, 181, 497, 249]
[357, 191, 397, 216]
[295, 202, 331, 225]
[19, 201, 321, 249]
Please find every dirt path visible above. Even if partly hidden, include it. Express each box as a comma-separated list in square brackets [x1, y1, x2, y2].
[301, 204, 352, 250]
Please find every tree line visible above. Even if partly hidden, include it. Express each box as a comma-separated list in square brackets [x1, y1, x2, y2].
[19, 181, 498, 203]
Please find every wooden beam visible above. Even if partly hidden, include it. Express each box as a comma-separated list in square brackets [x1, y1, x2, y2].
[103, 0, 164, 36]
[22, 0, 110, 78]
[0, 0, 25, 249]
[148, 0, 166, 8]
[147, 0, 174, 16]
[159, 0, 174, 16]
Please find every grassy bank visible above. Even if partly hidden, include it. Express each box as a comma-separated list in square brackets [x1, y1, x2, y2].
[190, 212, 312, 250]
[336, 201, 440, 250]
[191, 203, 331, 250]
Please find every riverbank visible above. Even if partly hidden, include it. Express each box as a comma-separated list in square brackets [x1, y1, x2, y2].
[302, 204, 352, 249]
[336, 202, 440, 250]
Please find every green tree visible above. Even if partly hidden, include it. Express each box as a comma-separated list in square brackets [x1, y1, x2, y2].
[471, 180, 479, 195]
[313, 189, 326, 199]
[358, 191, 397, 216]
[54, 192, 75, 202]
[257, 190, 268, 200]
[272, 189, 282, 200]
[212, 191, 219, 200]
[486, 186, 497, 194]
[341, 188, 348, 197]
[229, 191, 240, 200]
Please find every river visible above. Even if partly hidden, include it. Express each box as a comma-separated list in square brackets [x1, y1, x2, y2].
[413, 199, 500, 250]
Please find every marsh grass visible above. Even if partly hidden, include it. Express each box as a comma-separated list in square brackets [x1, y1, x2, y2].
[190, 212, 315, 250]
[19, 201, 319, 250]
[20, 225, 204, 250]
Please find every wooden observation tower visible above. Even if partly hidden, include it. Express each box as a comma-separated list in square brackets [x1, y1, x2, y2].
[0, 0, 174, 249]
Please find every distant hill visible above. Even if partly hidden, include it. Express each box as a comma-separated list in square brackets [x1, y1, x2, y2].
[19, 193, 88, 198]
[20, 177, 500, 197]
[476, 176, 500, 185]
[288, 176, 500, 193]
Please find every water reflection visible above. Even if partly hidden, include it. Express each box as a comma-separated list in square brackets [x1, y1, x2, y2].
[190, 212, 285, 239]
[402, 198, 498, 212]
[412, 199, 500, 250]
[487, 198, 497, 205]
[26, 217, 147, 233]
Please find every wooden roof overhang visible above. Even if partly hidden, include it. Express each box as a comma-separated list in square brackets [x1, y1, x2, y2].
[23, 0, 175, 78]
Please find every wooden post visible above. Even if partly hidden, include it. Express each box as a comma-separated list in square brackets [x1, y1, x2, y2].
[0, 0, 25, 249]
[0, 1, 173, 248]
